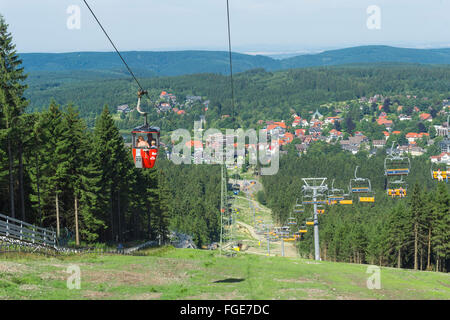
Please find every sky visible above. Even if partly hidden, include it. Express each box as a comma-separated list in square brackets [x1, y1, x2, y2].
[1, 0, 449, 54]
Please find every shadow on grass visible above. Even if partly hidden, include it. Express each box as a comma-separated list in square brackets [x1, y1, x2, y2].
[213, 278, 245, 283]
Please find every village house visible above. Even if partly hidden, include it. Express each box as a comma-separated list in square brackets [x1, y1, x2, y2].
[265, 122, 287, 136]
[116, 104, 131, 113]
[300, 118, 309, 127]
[430, 152, 450, 163]
[399, 114, 412, 121]
[341, 143, 359, 154]
[309, 127, 322, 137]
[292, 116, 301, 127]
[376, 115, 393, 129]
[373, 140, 386, 148]
[409, 146, 425, 157]
[159, 102, 171, 112]
[441, 139, 450, 153]
[295, 129, 306, 137]
[419, 113, 433, 122]
[325, 116, 342, 125]
[329, 129, 343, 140]
[186, 95, 202, 103]
[405, 132, 429, 143]
[434, 124, 449, 137]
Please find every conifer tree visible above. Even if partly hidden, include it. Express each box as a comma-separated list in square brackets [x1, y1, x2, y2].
[431, 183, 450, 272]
[387, 202, 411, 268]
[93, 106, 129, 242]
[32, 102, 69, 235]
[62, 105, 105, 243]
[409, 183, 425, 270]
[0, 15, 28, 218]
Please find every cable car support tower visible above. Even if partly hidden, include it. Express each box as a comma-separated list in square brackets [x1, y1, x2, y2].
[302, 178, 328, 261]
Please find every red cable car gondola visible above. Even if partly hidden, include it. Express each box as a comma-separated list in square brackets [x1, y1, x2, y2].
[132, 90, 160, 169]
[132, 124, 160, 169]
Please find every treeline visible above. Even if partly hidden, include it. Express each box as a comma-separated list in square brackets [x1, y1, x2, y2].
[0, 100, 221, 246]
[261, 143, 450, 272]
[0, 17, 220, 247]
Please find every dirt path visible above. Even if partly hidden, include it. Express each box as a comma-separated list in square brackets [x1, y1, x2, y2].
[234, 181, 299, 258]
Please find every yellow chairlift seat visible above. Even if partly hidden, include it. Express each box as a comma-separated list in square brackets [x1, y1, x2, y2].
[388, 189, 406, 197]
[359, 197, 375, 203]
[340, 199, 353, 205]
[299, 229, 308, 233]
[306, 221, 314, 226]
[432, 170, 448, 180]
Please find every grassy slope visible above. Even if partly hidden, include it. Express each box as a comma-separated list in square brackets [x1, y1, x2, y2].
[1, 178, 448, 300]
[1, 248, 449, 300]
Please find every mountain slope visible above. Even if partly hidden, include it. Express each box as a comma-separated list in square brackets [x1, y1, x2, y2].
[20, 46, 450, 78]
[280, 45, 450, 68]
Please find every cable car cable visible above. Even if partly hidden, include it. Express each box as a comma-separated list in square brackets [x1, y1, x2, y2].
[226, 0, 236, 128]
[82, 0, 146, 93]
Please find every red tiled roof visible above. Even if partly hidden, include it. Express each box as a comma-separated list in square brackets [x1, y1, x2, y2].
[419, 113, 432, 120]
[186, 140, 203, 148]
[274, 121, 287, 128]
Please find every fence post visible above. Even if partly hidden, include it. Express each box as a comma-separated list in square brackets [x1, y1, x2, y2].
[32, 226, 35, 244]
[20, 222, 23, 241]
[6, 217, 9, 237]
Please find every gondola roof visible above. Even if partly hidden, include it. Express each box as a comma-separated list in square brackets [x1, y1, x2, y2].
[132, 123, 160, 133]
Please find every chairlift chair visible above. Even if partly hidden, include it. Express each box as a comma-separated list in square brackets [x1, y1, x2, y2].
[328, 179, 345, 203]
[350, 166, 375, 202]
[430, 162, 449, 182]
[287, 217, 297, 226]
[387, 177, 408, 198]
[293, 198, 305, 213]
[385, 143, 411, 176]
[349, 167, 372, 193]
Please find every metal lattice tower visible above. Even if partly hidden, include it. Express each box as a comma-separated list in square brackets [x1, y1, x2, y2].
[302, 178, 328, 261]
[220, 163, 235, 253]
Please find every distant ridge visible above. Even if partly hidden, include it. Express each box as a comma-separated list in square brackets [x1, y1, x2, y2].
[20, 45, 450, 77]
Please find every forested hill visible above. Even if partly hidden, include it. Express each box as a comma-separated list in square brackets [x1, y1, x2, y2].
[25, 63, 450, 130]
[20, 50, 277, 76]
[21, 46, 450, 77]
[280, 46, 450, 68]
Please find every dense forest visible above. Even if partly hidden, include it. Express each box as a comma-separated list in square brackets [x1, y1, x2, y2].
[0, 17, 220, 247]
[25, 63, 450, 131]
[260, 143, 450, 272]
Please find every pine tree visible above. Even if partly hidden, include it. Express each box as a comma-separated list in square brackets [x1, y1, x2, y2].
[387, 202, 411, 268]
[154, 170, 170, 245]
[431, 183, 450, 272]
[409, 183, 425, 270]
[93, 106, 130, 242]
[62, 105, 105, 244]
[31, 101, 69, 234]
[0, 15, 28, 218]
